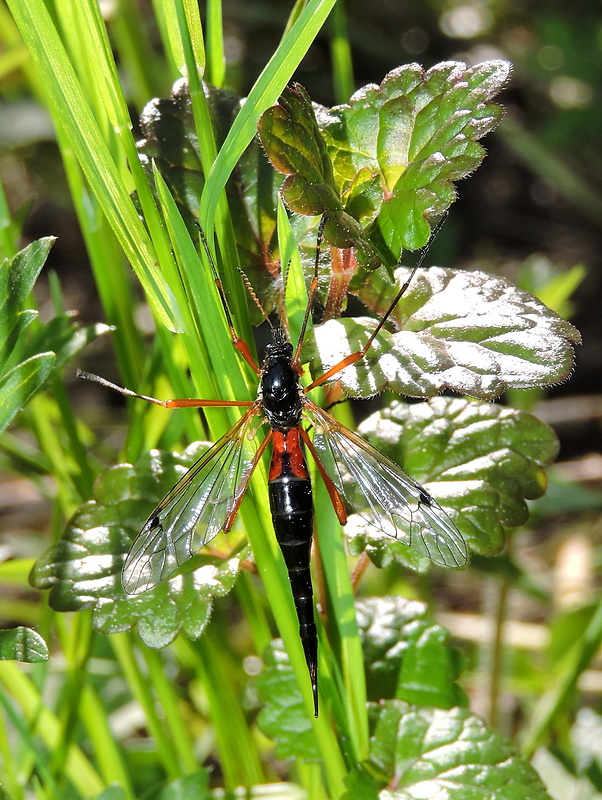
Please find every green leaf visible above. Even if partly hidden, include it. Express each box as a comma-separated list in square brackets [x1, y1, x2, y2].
[308, 267, 581, 400]
[25, 316, 111, 371]
[259, 84, 370, 254]
[259, 85, 337, 216]
[346, 397, 558, 564]
[254, 639, 320, 760]
[342, 701, 552, 799]
[138, 78, 282, 311]
[0, 627, 48, 662]
[0, 352, 55, 435]
[30, 444, 246, 648]
[357, 597, 466, 708]
[323, 60, 511, 259]
[156, 770, 211, 800]
[0, 237, 55, 361]
[90, 787, 127, 800]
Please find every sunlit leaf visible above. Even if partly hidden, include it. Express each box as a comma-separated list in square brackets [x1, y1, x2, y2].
[30, 444, 246, 648]
[345, 397, 558, 565]
[308, 266, 580, 399]
[323, 60, 511, 259]
[342, 700, 552, 799]
[357, 597, 465, 708]
[258, 84, 372, 258]
[0, 627, 48, 663]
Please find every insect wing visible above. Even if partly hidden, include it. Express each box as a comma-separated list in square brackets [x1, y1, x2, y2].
[308, 403, 468, 568]
[123, 407, 260, 595]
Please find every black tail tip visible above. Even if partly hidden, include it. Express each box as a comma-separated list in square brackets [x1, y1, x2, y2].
[310, 664, 318, 717]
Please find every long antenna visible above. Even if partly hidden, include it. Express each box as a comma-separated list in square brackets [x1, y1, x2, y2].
[353, 210, 449, 354]
[196, 223, 261, 376]
[292, 214, 326, 365]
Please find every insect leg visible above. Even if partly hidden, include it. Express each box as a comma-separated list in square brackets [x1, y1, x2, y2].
[304, 213, 448, 392]
[299, 426, 347, 525]
[224, 429, 273, 531]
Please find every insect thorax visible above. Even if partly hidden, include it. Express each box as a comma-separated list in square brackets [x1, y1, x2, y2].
[259, 341, 303, 430]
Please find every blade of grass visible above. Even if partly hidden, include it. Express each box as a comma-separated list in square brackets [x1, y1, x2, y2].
[330, 0, 354, 104]
[110, 633, 181, 780]
[7, 0, 179, 329]
[199, 0, 338, 237]
[0, 662, 104, 797]
[205, 0, 225, 87]
[186, 633, 266, 788]
[142, 648, 198, 773]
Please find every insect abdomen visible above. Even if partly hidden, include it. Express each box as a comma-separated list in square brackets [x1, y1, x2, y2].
[268, 428, 318, 715]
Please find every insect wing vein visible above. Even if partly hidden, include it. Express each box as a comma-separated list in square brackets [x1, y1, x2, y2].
[308, 404, 467, 568]
[122, 407, 260, 594]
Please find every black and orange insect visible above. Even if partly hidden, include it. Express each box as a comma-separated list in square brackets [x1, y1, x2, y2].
[79, 218, 467, 716]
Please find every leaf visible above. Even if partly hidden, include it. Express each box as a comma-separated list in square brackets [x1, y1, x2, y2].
[90, 788, 128, 800]
[254, 639, 320, 760]
[345, 397, 558, 565]
[0, 353, 55, 435]
[308, 267, 581, 400]
[323, 61, 511, 259]
[0, 237, 55, 360]
[258, 84, 372, 257]
[138, 78, 281, 300]
[24, 316, 112, 370]
[0, 627, 48, 662]
[0, 238, 109, 434]
[357, 597, 466, 708]
[30, 444, 246, 649]
[342, 701, 552, 799]
[156, 771, 212, 800]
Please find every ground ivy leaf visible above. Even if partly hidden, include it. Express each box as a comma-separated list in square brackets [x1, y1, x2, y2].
[0, 627, 48, 662]
[30, 444, 245, 648]
[322, 61, 510, 258]
[254, 639, 320, 760]
[343, 701, 552, 799]
[357, 597, 465, 709]
[308, 267, 580, 400]
[259, 84, 373, 257]
[346, 397, 558, 564]
[156, 770, 212, 800]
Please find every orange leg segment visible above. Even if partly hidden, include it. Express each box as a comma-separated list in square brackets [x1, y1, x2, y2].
[224, 429, 273, 531]
[299, 427, 347, 525]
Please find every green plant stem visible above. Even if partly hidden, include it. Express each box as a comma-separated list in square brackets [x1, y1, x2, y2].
[111, 633, 182, 780]
[190, 632, 267, 788]
[50, 614, 94, 786]
[205, 0, 225, 87]
[142, 647, 198, 773]
[330, 0, 354, 104]
[522, 596, 602, 758]
[0, 662, 104, 797]
[487, 576, 510, 730]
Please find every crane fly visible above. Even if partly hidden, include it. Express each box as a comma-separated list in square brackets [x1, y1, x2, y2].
[78, 216, 468, 717]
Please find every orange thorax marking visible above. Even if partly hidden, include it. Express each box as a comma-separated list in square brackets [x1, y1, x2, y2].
[269, 429, 310, 481]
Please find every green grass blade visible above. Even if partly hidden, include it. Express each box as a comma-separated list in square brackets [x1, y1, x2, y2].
[7, 0, 179, 329]
[199, 0, 338, 235]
